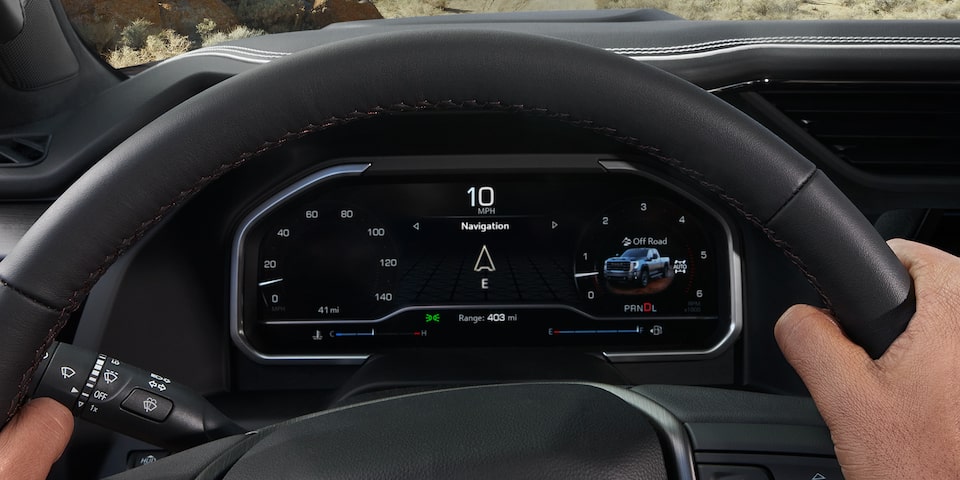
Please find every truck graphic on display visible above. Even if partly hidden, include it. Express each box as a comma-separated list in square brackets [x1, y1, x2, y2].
[602, 248, 671, 287]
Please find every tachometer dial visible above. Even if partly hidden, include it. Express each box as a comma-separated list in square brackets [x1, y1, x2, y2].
[574, 197, 717, 317]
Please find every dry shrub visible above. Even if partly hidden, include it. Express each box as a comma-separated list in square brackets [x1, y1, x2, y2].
[598, 0, 720, 19]
[74, 20, 121, 52]
[119, 18, 159, 49]
[743, 0, 800, 18]
[105, 17, 267, 68]
[196, 17, 219, 38]
[683, 0, 721, 18]
[597, 0, 958, 19]
[874, 0, 907, 11]
[936, 0, 960, 18]
[107, 29, 192, 68]
[202, 25, 267, 46]
[597, 0, 673, 10]
[373, 0, 445, 17]
[196, 17, 266, 45]
[838, 0, 960, 18]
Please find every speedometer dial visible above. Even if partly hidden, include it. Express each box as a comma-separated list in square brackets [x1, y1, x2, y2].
[257, 203, 398, 321]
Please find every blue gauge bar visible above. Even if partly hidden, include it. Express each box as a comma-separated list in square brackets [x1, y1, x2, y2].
[549, 326, 644, 335]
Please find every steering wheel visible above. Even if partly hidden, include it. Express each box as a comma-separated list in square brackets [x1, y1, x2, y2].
[0, 30, 915, 478]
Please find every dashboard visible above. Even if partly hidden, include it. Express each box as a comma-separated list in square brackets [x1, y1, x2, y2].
[231, 156, 739, 362]
[19, 19, 959, 401]
[2, 7, 960, 478]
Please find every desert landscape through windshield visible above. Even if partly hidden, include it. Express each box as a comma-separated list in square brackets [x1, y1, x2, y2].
[60, 0, 960, 68]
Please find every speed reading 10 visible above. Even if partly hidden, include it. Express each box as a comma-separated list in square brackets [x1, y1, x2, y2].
[467, 186, 495, 207]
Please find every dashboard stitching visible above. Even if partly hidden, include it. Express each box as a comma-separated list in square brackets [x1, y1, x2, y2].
[160, 46, 291, 66]
[5, 99, 833, 419]
[193, 45, 292, 56]
[606, 36, 960, 54]
[159, 37, 960, 68]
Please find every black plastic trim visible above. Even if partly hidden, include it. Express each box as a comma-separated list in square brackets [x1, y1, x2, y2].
[687, 423, 835, 457]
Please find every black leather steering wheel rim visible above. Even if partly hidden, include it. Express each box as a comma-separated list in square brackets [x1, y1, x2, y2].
[0, 30, 914, 429]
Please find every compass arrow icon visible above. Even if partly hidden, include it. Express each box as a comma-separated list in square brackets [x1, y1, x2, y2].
[473, 245, 496, 272]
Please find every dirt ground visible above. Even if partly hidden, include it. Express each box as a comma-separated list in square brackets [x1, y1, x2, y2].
[445, 0, 598, 12]
[380, 0, 960, 20]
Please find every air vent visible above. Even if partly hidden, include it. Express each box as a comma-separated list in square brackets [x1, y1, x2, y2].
[758, 84, 960, 176]
[0, 134, 50, 166]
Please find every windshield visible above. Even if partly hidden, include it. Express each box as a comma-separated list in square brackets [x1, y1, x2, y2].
[63, 0, 960, 69]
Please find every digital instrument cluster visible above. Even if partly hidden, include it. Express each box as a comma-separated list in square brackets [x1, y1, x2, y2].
[231, 158, 740, 363]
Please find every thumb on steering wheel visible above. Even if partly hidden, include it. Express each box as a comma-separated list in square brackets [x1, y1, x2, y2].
[775, 304, 877, 406]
